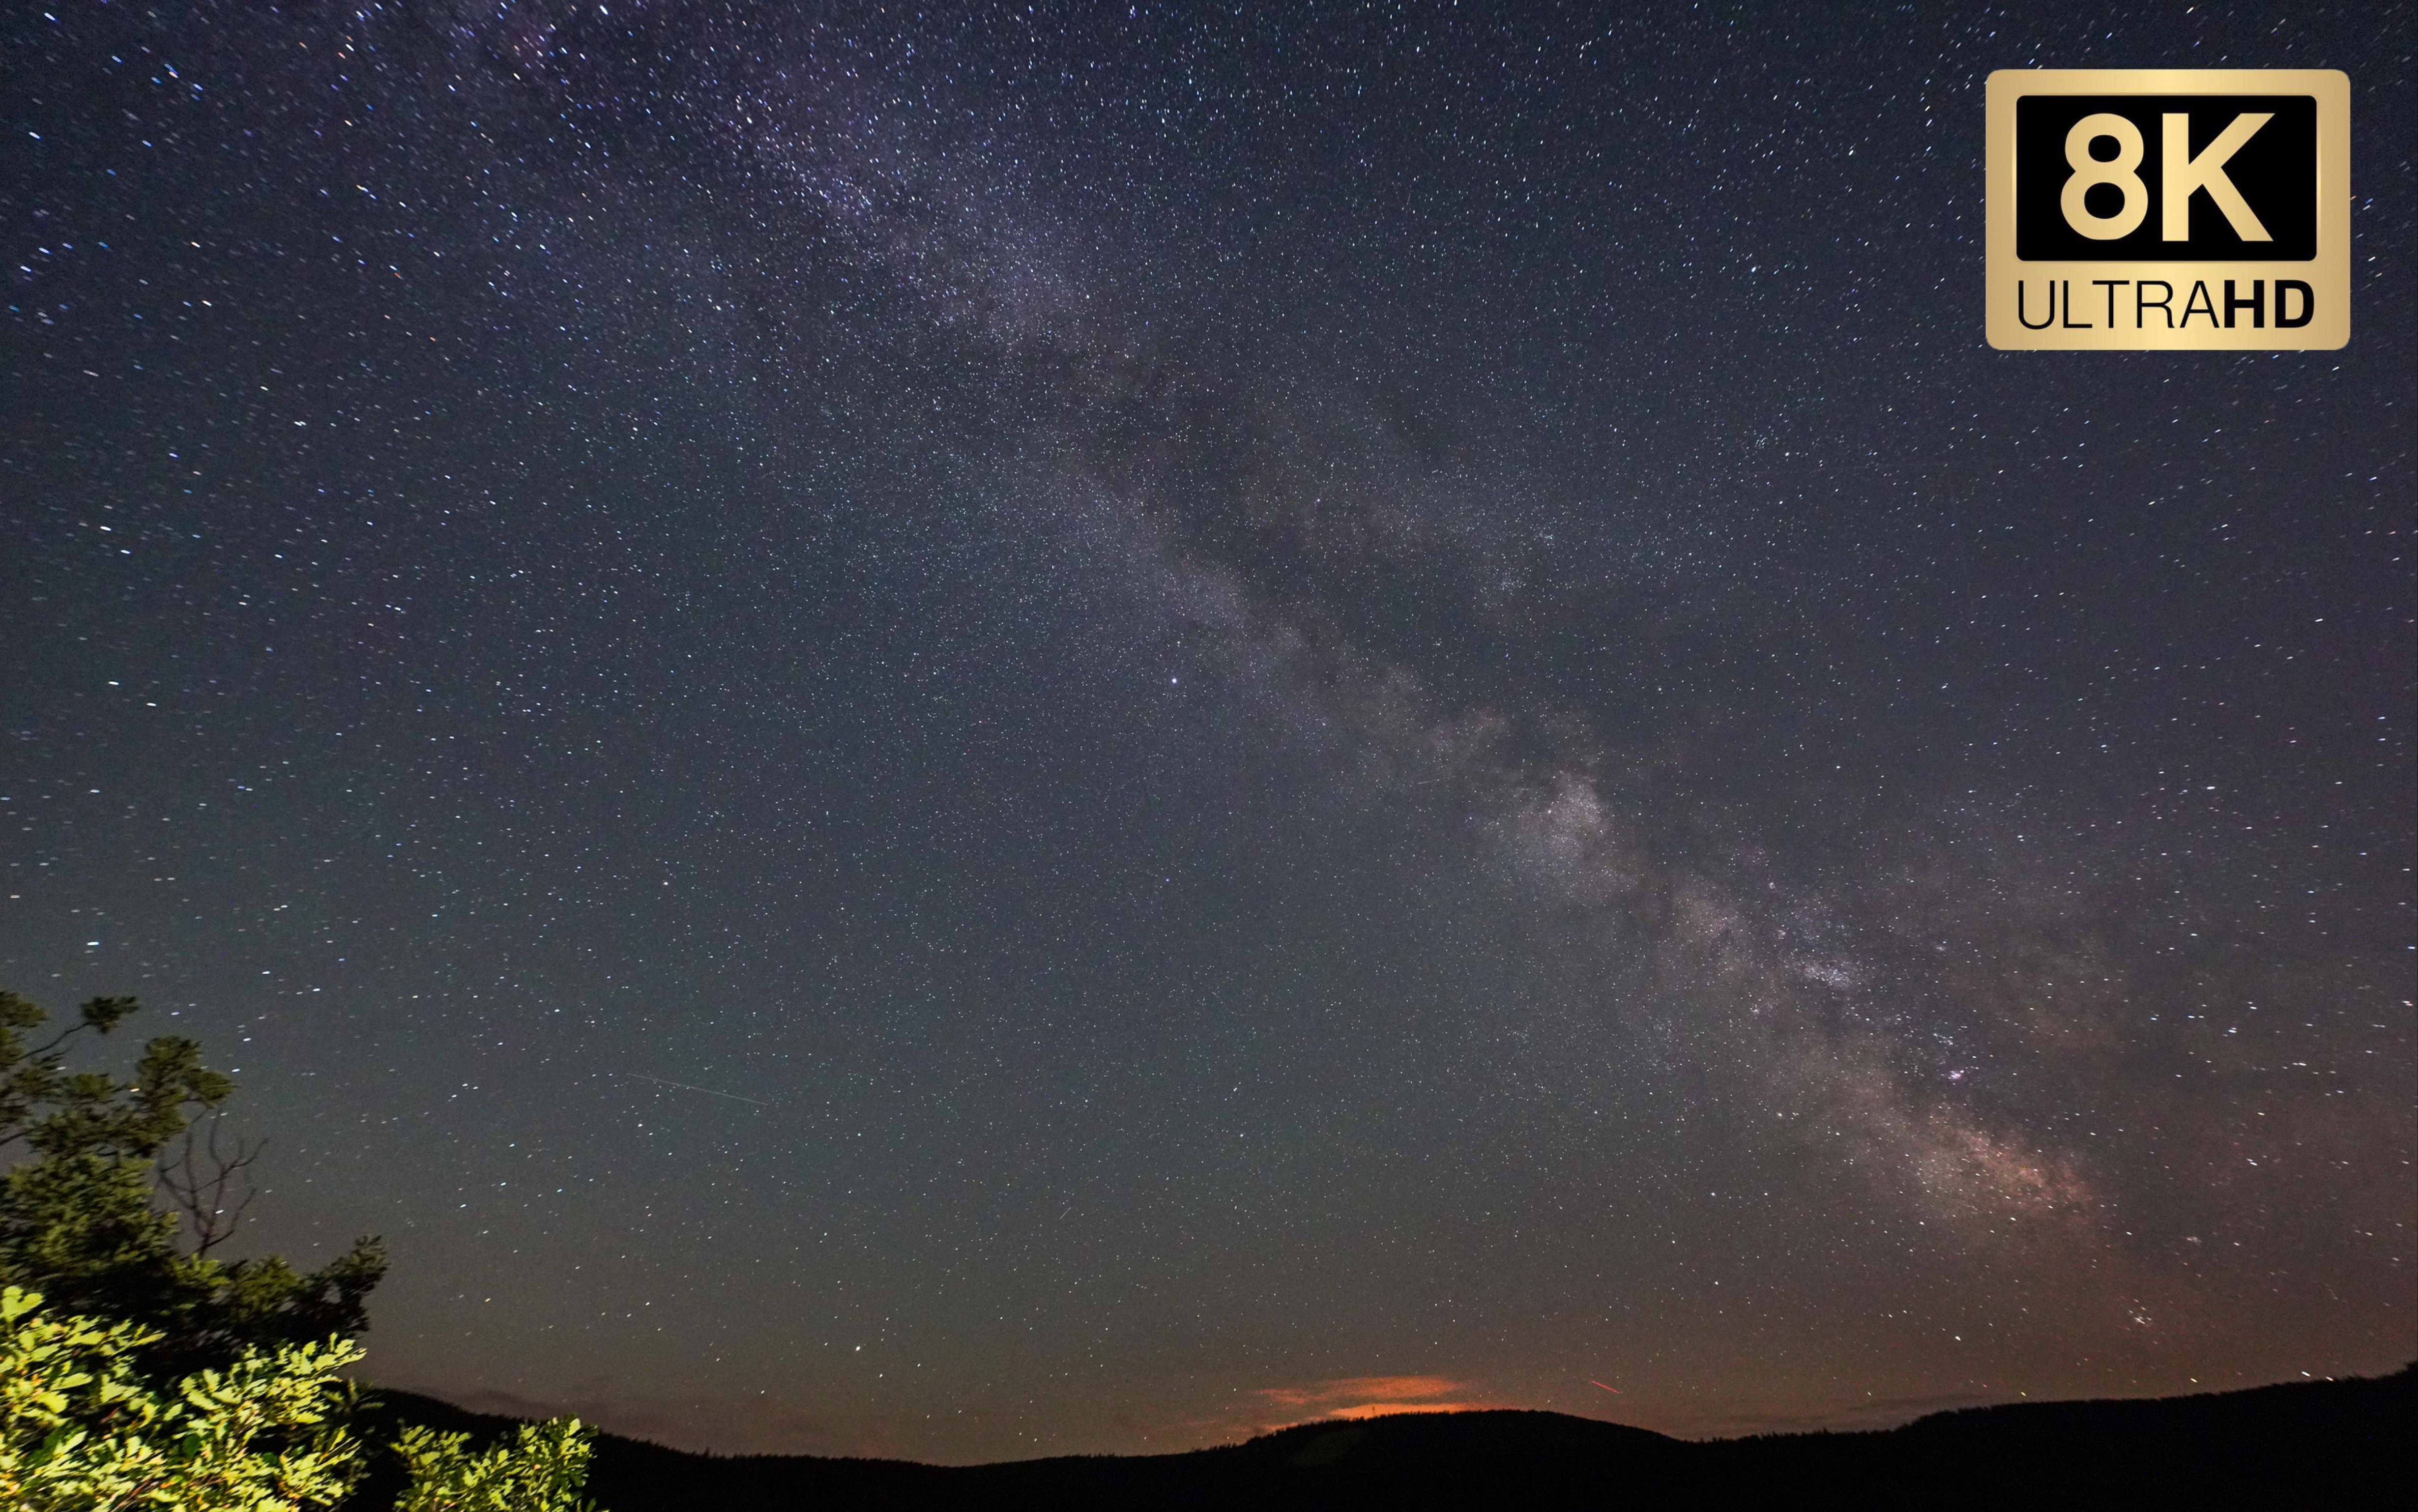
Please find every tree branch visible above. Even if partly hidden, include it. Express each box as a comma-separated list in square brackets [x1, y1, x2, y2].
[157, 1109, 267, 1257]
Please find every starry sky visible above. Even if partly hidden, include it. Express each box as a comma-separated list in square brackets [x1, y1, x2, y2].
[2, 0, 2411, 1466]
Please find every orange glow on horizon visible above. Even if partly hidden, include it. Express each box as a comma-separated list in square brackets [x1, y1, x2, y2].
[1254, 1375, 1466, 1411]
[1318, 1400, 1490, 1420]
[1244, 1374, 1507, 1431]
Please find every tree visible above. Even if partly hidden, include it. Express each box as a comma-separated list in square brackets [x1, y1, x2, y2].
[2, 1283, 599, 1512]
[0, 990, 385, 1379]
[394, 1421, 598, 1512]
[1, 990, 600, 1512]
[0, 1281, 368, 1511]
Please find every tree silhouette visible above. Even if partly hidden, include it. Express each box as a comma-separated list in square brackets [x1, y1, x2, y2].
[0, 989, 385, 1379]
[1, 988, 597, 1511]
[158, 1109, 268, 1260]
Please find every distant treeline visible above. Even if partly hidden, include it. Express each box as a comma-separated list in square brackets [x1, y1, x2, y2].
[372, 1364, 2412, 1511]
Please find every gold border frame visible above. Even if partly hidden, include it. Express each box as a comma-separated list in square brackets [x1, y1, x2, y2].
[1985, 69, 2349, 350]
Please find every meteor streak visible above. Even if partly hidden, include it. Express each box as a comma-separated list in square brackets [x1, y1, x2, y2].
[622, 1072, 767, 1107]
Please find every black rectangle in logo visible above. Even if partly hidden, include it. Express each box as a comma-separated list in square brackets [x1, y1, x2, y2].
[2014, 95, 2316, 260]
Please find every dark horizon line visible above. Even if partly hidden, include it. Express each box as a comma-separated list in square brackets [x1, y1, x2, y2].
[371, 1359, 2418, 1470]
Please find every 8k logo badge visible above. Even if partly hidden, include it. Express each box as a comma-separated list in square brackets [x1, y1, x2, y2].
[1986, 70, 2349, 349]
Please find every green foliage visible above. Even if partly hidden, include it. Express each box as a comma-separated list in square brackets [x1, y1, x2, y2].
[0, 991, 386, 1378]
[393, 1421, 598, 1512]
[0, 993, 229, 1162]
[1, 989, 605, 1512]
[0, 1281, 367, 1511]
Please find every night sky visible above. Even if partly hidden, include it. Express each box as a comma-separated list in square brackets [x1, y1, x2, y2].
[3, 0, 2411, 1465]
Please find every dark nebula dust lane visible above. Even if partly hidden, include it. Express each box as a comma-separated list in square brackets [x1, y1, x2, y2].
[2, 1, 2409, 1464]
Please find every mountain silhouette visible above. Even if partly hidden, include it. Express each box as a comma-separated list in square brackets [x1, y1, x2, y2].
[353, 1364, 2411, 1509]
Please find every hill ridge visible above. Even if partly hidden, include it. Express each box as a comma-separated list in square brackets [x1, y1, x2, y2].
[351, 1364, 2412, 1509]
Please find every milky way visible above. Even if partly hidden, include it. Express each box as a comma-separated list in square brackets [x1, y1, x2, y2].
[3, 1, 2410, 1462]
